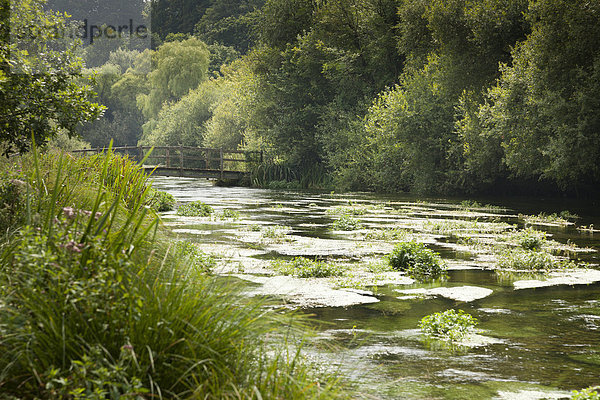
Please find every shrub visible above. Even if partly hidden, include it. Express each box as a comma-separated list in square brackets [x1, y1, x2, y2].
[177, 200, 214, 217]
[148, 189, 176, 212]
[572, 387, 600, 400]
[272, 257, 346, 278]
[388, 241, 446, 280]
[419, 309, 478, 341]
[332, 214, 362, 231]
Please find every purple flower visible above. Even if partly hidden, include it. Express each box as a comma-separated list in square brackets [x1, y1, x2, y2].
[65, 240, 82, 253]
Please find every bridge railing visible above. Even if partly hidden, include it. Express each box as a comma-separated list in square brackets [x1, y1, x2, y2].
[71, 146, 263, 176]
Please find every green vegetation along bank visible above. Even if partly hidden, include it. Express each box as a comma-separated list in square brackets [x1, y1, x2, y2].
[0, 150, 347, 399]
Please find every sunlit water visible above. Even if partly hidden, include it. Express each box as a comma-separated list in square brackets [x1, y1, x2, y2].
[152, 177, 600, 400]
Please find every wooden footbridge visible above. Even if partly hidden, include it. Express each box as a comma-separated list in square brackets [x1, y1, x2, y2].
[72, 146, 262, 180]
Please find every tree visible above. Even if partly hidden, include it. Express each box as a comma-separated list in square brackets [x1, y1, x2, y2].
[139, 79, 223, 147]
[195, 0, 264, 54]
[468, 0, 600, 190]
[0, 0, 103, 154]
[137, 37, 210, 119]
[150, 0, 211, 40]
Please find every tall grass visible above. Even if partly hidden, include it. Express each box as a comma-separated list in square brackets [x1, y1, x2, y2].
[0, 147, 347, 399]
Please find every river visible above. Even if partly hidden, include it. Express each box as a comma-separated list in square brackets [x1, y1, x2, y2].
[152, 177, 600, 400]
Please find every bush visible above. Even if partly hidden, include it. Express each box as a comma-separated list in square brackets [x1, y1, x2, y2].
[177, 200, 214, 216]
[419, 309, 478, 341]
[572, 387, 600, 400]
[388, 241, 446, 281]
[332, 214, 362, 231]
[148, 189, 176, 212]
[272, 257, 346, 278]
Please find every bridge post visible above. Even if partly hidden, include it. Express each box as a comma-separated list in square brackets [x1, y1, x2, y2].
[166, 148, 170, 168]
[138, 146, 143, 163]
[219, 148, 224, 179]
[179, 146, 184, 173]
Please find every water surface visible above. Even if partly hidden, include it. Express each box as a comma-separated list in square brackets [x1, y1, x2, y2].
[152, 177, 600, 399]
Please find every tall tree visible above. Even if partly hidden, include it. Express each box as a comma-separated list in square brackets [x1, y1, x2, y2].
[0, 0, 103, 154]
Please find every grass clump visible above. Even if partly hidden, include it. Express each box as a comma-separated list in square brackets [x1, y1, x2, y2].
[459, 200, 503, 211]
[504, 227, 547, 250]
[497, 249, 577, 271]
[261, 225, 292, 243]
[173, 240, 216, 272]
[0, 179, 26, 235]
[0, 149, 348, 399]
[520, 212, 573, 226]
[177, 200, 214, 217]
[327, 205, 367, 216]
[419, 309, 478, 341]
[218, 208, 241, 220]
[388, 241, 446, 281]
[272, 257, 346, 278]
[148, 189, 176, 212]
[332, 214, 362, 231]
[363, 227, 409, 241]
[571, 386, 600, 400]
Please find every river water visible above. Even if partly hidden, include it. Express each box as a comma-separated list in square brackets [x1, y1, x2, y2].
[152, 177, 600, 400]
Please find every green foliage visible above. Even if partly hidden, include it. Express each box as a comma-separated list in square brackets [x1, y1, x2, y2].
[520, 212, 572, 226]
[332, 214, 362, 231]
[572, 387, 600, 400]
[507, 227, 547, 250]
[177, 200, 214, 217]
[462, 0, 600, 191]
[80, 51, 149, 148]
[327, 205, 367, 216]
[0, 0, 104, 154]
[389, 241, 446, 281]
[173, 240, 215, 272]
[148, 189, 176, 212]
[363, 228, 409, 242]
[0, 179, 26, 235]
[0, 148, 349, 399]
[260, 225, 291, 243]
[419, 309, 478, 341]
[251, 161, 298, 187]
[272, 257, 346, 278]
[195, 0, 264, 54]
[138, 37, 210, 119]
[139, 78, 223, 147]
[218, 208, 241, 220]
[497, 249, 576, 271]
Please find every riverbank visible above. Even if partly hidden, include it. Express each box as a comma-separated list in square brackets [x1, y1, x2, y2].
[0, 150, 347, 399]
